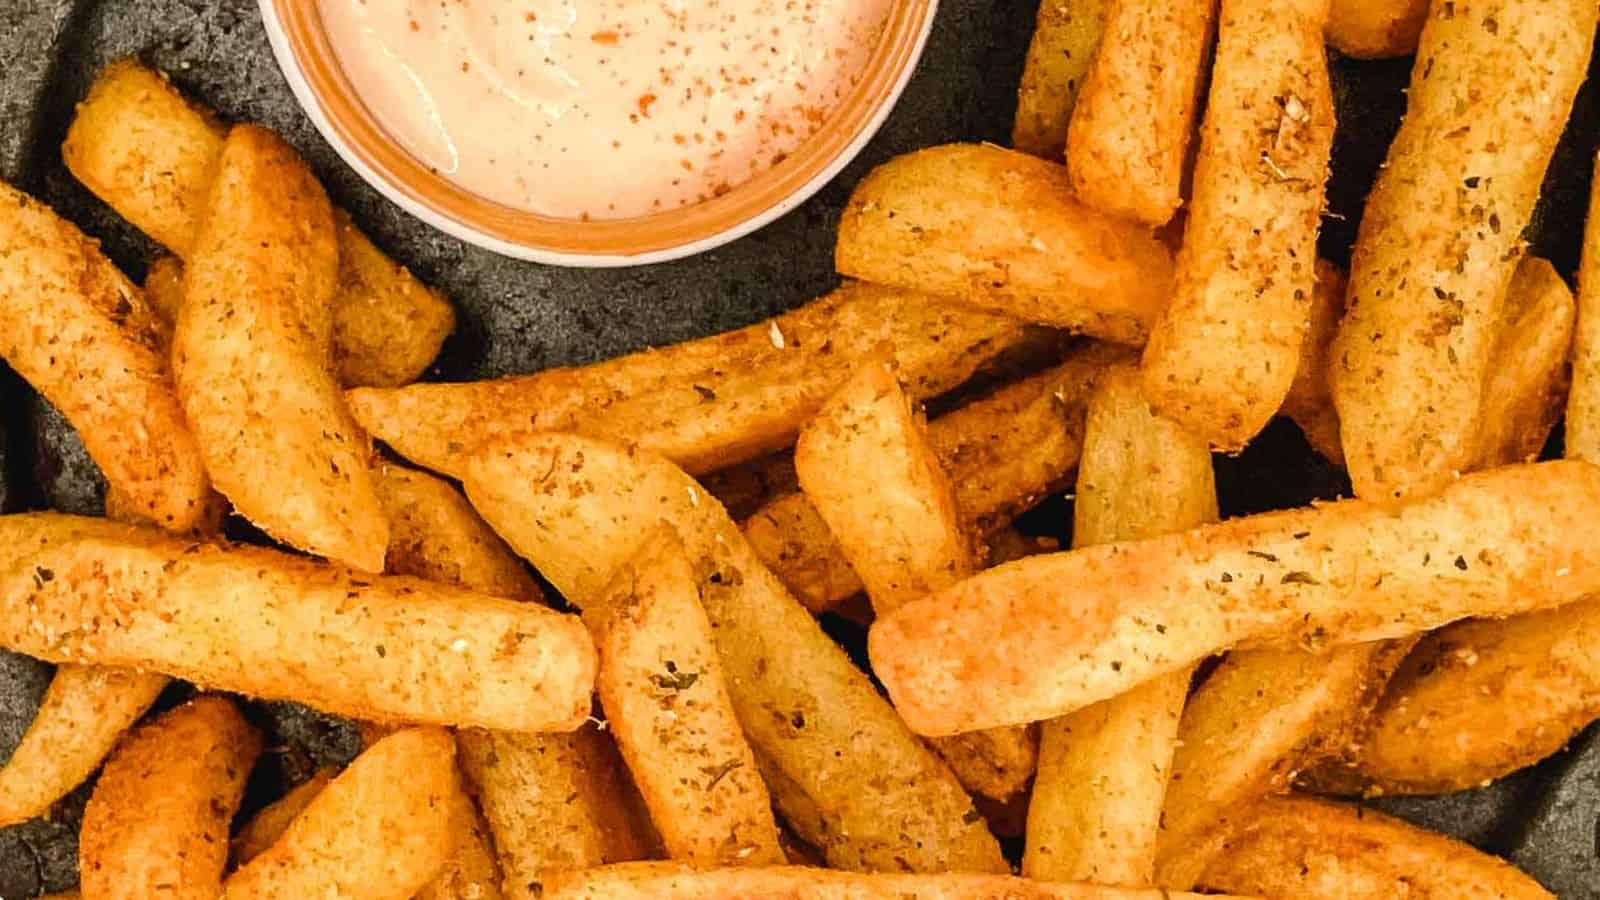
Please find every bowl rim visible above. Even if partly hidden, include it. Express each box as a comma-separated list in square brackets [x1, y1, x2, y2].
[258, 0, 938, 268]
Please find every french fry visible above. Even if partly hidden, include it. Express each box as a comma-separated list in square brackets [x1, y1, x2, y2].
[79, 696, 260, 900]
[0, 665, 166, 827]
[1287, 256, 1572, 468]
[1064, 0, 1215, 226]
[1195, 795, 1553, 899]
[418, 778, 506, 900]
[373, 461, 542, 602]
[232, 769, 338, 867]
[1307, 596, 1600, 796]
[175, 125, 388, 571]
[795, 359, 974, 609]
[457, 725, 654, 897]
[1279, 262, 1347, 464]
[1326, 0, 1427, 59]
[1566, 151, 1600, 464]
[1329, 0, 1597, 502]
[591, 529, 784, 866]
[462, 434, 1007, 874]
[347, 280, 1029, 479]
[0, 512, 594, 731]
[1013, 0, 1108, 159]
[537, 863, 1234, 900]
[0, 181, 209, 531]
[63, 60, 454, 388]
[795, 360, 1037, 801]
[1139, 0, 1333, 450]
[222, 728, 457, 900]
[1151, 640, 1411, 889]
[835, 144, 1175, 344]
[329, 209, 455, 389]
[748, 344, 1123, 613]
[869, 460, 1600, 736]
[1473, 257, 1574, 468]
[1024, 364, 1215, 886]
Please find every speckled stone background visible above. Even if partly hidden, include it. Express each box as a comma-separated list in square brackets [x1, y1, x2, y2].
[0, 1, 1597, 895]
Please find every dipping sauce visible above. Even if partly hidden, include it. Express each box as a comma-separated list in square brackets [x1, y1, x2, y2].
[318, 0, 894, 221]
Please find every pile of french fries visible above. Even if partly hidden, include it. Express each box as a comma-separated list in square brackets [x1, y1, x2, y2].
[0, 0, 1597, 895]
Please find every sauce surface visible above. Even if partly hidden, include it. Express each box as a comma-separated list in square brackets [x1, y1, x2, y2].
[319, 0, 893, 221]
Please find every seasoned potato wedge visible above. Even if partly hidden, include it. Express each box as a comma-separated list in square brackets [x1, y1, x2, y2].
[347, 280, 1028, 478]
[1013, 0, 1108, 158]
[174, 125, 388, 571]
[1330, 0, 1596, 501]
[0, 513, 594, 731]
[223, 728, 457, 900]
[590, 529, 784, 866]
[871, 461, 1600, 735]
[80, 696, 260, 900]
[1196, 795, 1553, 899]
[836, 144, 1175, 344]
[0, 182, 209, 531]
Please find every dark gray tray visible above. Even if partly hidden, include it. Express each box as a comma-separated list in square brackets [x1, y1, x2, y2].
[0, 1, 1596, 895]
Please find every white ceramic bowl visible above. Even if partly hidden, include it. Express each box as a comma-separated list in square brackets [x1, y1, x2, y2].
[259, 0, 938, 268]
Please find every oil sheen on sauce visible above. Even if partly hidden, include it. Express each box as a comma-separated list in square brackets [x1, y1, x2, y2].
[318, 0, 894, 221]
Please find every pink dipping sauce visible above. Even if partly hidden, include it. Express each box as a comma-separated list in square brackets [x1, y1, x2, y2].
[318, 0, 895, 221]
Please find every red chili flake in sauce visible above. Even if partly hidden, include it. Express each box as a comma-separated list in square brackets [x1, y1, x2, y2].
[591, 31, 620, 45]
[638, 93, 658, 118]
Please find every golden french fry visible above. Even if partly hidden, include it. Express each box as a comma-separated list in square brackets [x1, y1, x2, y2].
[1065, 0, 1215, 226]
[538, 862, 1235, 900]
[1474, 257, 1574, 468]
[0, 513, 594, 731]
[418, 777, 506, 900]
[1287, 256, 1572, 468]
[1024, 365, 1215, 886]
[1195, 795, 1552, 899]
[1567, 152, 1600, 464]
[1326, 0, 1427, 59]
[232, 770, 338, 867]
[795, 360, 1037, 801]
[80, 696, 260, 900]
[329, 209, 455, 389]
[1139, 0, 1333, 450]
[1330, 0, 1596, 502]
[223, 728, 457, 900]
[796, 360, 974, 610]
[61, 60, 224, 255]
[0, 182, 209, 531]
[591, 529, 784, 866]
[174, 125, 388, 571]
[374, 461, 542, 602]
[1151, 640, 1411, 889]
[1279, 262, 1347, 464]
[462, 433, 1006, 874]
[1306, 596, 1600, 797]
[870, 460, 1600, 736]
[0, 665, 166, 828]
[748, 344, 1123, 613]
[63, 60, 453, 388]
[347, 280, 1027, 478]
[458, 725, 655, 897]
[835, 144, 1175, 344]
[1013, 0, 1108, 159]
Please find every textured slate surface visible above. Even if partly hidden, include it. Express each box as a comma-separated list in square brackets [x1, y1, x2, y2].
[0, 0, 1596, 895]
